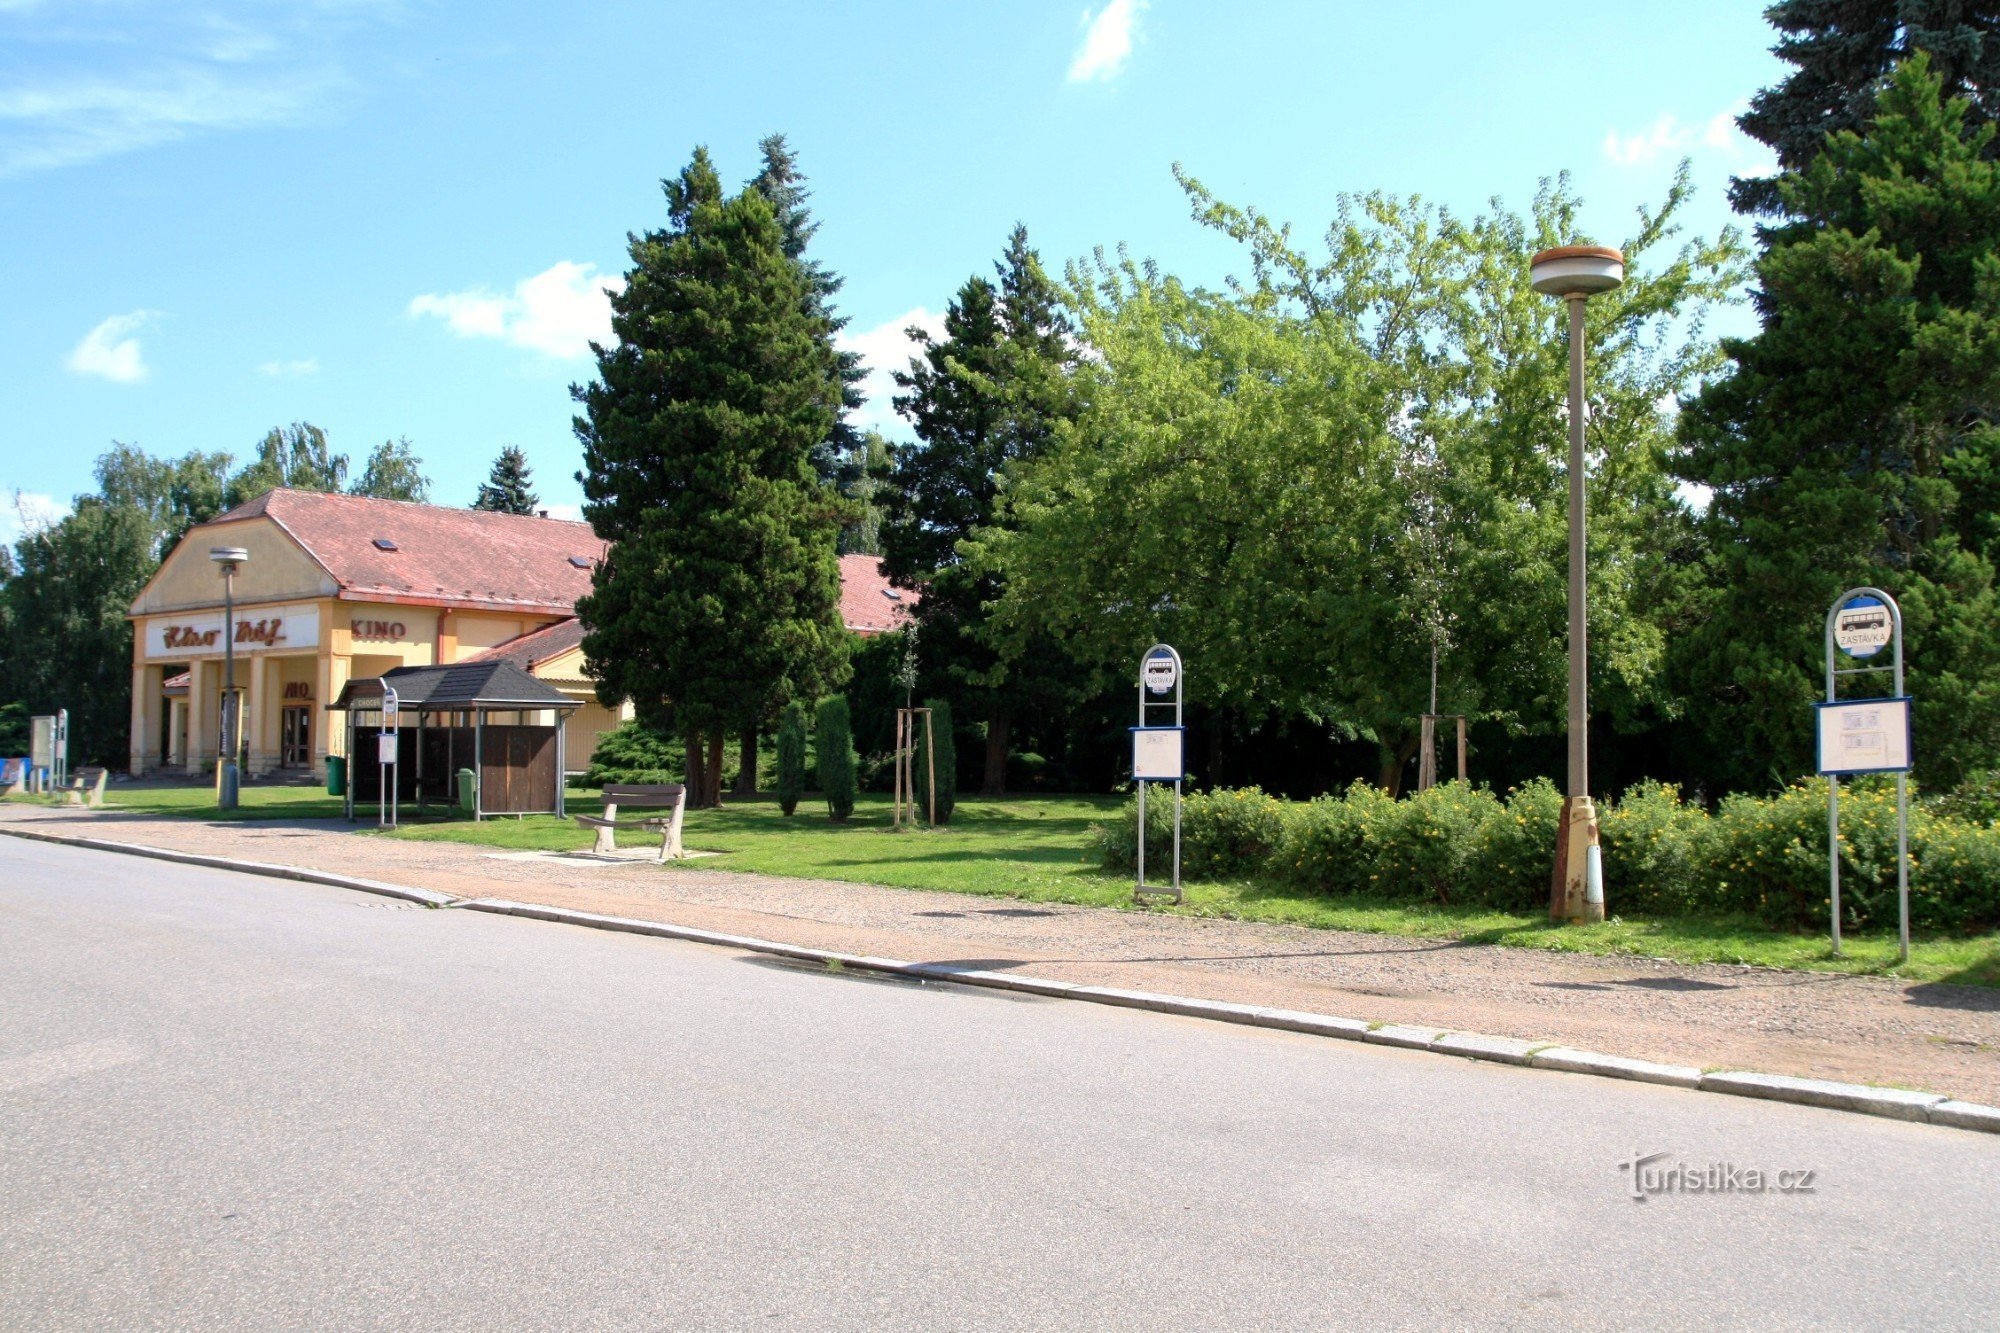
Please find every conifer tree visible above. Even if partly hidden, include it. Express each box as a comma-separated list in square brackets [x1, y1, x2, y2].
[574, 146, 851, 809]
[1681, 56, 2000, 785]
[1731, 1, 2000, 215]
[881, 226, 1081, 793]
[472, 446, 539, 514]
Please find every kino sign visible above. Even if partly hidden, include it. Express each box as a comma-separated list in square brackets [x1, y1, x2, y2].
[1131, 644, 1185, 903]
[1818, 588, 1914, 962]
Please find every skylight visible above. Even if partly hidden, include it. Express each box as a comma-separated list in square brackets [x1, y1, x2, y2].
[568, 556, 593, 569]
[882, 588, 903, 601]
[372, 538, 399, 551]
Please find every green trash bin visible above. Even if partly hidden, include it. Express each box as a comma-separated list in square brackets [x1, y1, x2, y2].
[326, 755, 346, 797]
[456, 768, 478, 815]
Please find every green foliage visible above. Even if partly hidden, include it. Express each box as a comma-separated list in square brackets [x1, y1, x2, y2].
[1934, 769, 2000, 825]
[574, 145, 852, 806]
[473, 446, 539, 514]
[981, 169, 1739, 783]
[924, 697, 957, 824]
[0, 700, 27, 754]
[1099, 777, 2000, 935]
[882, 225, 1083, 794]
[1679, 57, 2000, 790]
[0, 499, 157, 765]
[582, 720, 683, 785]
[1730, 1, 2000, 216]
[352, 437, 431, 502]
[815, 696, 857, 821]
[230, 422, 347, 501]
[776, 700, 808, 816]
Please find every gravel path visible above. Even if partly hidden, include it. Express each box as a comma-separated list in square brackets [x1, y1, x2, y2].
[8, 803, 1999, 1102]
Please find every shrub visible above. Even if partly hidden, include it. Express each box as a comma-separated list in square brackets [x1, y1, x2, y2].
[1272, 783, 1388, 896]
[1463, 777, 1564, 911]
[1094, 789, 1178, 873]
[1179, 786, 1287, 879]
[775, 701, 807, 816]
[1598, 781, 1710, 916]
[924, 698, 957, 825]
[583, 721, 682, 786]
[1363, 781, 1501, 905]
[1933, 769, 2000, 826]
[815, 696, 857, 823]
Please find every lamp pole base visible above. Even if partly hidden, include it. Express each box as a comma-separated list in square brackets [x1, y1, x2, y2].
[1551, 794, 1605, 923]
[218, 760, 240, 812]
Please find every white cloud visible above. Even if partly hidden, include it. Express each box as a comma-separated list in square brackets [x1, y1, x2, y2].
[1068, 0, 1144, 83]
[542, 501, 584, 523]
[839, 306, 946, 434]
[66, 310, 156, 383]
[256, 356, 318, 378]
[1, 490, 71, 547]
[408, 261, 625, 360]
[1604, 103, 1774, 170]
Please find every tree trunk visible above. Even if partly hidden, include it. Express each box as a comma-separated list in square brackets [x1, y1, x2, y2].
[1378, 733, 1420, 798]
[705, 731, 725, 808]
[735, 727, 758, 795]
[981, 709, 1008, 796]
[683, 725, 708, 808]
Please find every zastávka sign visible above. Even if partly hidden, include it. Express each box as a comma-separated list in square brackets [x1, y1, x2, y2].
[1143, 648, 1178, 696]
[1832, 594, 1893, 659]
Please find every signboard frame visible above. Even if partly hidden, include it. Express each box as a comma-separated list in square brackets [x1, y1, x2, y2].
[1134, 645, 1185, 904]
[1131, 725, 1186, 782]
[1813, 697, 1914, 777]
[1821, 587, 1911, 962]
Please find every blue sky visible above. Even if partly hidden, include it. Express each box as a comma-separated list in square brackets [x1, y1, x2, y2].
[0, 1, 1784, 542]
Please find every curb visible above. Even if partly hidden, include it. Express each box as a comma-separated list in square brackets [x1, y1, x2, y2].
[8, 822, 1998, 1136]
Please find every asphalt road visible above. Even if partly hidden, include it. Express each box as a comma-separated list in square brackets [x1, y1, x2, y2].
[2, 839, 1997, 1330]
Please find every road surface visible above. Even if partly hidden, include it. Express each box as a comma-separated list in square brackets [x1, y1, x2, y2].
[2, 838, 1996, 1329]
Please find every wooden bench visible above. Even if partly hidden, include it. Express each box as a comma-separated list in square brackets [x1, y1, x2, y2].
[60, 766, 108, 808]
[573, 782, 687, 862]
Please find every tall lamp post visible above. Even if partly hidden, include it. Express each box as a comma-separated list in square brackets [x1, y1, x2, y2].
[1529, 245, 1623, 923]
[210, 546, 250, 811]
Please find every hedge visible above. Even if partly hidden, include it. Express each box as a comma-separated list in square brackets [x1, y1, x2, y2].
[1097, 778, 2000, 934]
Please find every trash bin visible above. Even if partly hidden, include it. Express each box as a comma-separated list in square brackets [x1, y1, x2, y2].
[325, 755, 346, 797]
[457, 768, 478, 815]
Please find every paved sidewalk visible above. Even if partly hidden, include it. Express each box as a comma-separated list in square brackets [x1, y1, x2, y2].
[6, 802, 1999, 1103]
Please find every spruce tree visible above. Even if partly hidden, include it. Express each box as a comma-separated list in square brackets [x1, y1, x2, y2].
[881, 226, 1081, 794]
[574, 146, 852, 809]
[1680, 56, 2000, 786]
[473, 446, 539, 514]
[1731, 1, 2000, 215]
[750, 134, 866, 485]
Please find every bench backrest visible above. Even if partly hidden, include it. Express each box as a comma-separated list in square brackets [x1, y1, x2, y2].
[601, 783, 686, 806]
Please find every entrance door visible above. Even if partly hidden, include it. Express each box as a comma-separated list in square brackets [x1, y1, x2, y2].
[281, 706, 313, 767]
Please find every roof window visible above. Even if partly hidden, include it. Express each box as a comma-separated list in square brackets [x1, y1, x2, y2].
[372, 538, 399, 552]
[882, 588, 903, 601]
[568, 556, 593, 569]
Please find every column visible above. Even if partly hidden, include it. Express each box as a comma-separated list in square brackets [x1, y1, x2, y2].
[129, 661, 156, 776]
[186, 660, 214, 775]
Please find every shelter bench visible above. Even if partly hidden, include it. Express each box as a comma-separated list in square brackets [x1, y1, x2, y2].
[60, 766, 109, 808]
[573, 782, 687, 862]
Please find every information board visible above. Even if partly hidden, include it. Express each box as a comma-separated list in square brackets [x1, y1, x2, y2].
[1815, 697, 1913, 776]
[1131, 726, 1185, 782]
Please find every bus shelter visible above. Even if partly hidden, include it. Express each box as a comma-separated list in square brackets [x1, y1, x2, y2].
[329, 661, 578, 821]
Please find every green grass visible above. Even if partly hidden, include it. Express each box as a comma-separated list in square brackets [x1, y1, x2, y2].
[374, 791, 2000, 988]
[71, 784, 2000, 988]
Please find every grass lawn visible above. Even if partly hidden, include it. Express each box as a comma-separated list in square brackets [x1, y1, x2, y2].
[51, 784, 1999, 988]
[380, 790, 2000, 989]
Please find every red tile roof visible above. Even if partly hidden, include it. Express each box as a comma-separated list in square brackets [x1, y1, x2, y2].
[840, 553, 916, 636]
[211, 489, 604, 612]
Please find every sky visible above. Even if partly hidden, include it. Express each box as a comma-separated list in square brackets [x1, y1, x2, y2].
[0, 0, 1786, 545]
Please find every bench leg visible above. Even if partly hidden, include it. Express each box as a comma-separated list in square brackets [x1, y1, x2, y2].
[593, 802, 618, 855]
[664, 790, 686, 861]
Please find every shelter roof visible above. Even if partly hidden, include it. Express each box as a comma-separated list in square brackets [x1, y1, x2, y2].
[328, 660, 579, 712]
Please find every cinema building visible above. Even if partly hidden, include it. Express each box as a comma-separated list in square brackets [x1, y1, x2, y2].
[126, 488, 909, 781]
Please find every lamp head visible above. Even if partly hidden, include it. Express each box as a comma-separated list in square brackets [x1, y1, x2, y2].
[209, 546, 250, 572]
[1530, 245, 1625, 298]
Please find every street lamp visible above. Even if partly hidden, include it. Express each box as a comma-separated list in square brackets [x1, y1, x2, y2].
[1529, 245, 1623, 924]
[209, 546, 250, 811]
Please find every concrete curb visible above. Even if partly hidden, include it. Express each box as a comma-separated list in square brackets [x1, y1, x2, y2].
[0, 824, 461, 909]
[7, 822, 1997, 1136]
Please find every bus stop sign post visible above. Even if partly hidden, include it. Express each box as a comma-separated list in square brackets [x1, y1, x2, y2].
[1133, 644, 1185, 904]
[1820, 589, 1913, 963]
[379, 684, 400, 830]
